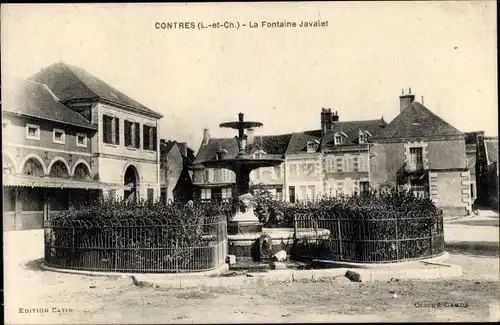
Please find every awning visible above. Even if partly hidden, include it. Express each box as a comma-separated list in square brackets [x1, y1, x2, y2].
[3, 174, 107, 190]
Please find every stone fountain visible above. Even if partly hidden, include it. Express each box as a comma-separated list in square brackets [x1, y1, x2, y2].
[201, 113, 285, 261]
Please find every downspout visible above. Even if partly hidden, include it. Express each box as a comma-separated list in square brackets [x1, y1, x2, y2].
[156, 120, 160, 201]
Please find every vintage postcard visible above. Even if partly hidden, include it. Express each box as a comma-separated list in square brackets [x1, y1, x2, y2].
[2, 1, 498, 324]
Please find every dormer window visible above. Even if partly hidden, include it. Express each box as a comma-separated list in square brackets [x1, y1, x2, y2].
[307, 140, 319, 153]
[254, 150, 266, 159]
[358, 130, 371, 144]
[216, 149, 228, 160]
[334, 132, 347, 145]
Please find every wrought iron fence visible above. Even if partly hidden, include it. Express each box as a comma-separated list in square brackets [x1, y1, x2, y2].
[44, 215, 228, 273]
[293, 210, 444, 263]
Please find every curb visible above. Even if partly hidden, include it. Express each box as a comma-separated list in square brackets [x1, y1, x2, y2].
[133, 263, 463, 289]
[40, 262, 229, 278]
[311, 252, 450, 269]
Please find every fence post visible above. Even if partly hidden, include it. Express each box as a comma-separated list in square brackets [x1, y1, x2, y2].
[430, 215, 433, 257]
[337, 218, 343, 260]
[175, 238, 179, 273]
[395, 216, 399, 260]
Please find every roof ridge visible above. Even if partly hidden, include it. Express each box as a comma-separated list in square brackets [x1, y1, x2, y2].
[56, 62, 98, 100]
[24, 79, 61, 102]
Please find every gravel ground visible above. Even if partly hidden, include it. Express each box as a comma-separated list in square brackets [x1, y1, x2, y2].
[4, 224, 499, 324]
[4, 253, 499, 324]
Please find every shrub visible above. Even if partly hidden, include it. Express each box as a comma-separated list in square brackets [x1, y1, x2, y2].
[46, 199, 230, 272]
[249, 187, 444, 262]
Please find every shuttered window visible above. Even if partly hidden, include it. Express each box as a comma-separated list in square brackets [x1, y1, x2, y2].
[124, 121, 141, 148]
[143, 125, 157, 151]
[103, 115, 120, 145]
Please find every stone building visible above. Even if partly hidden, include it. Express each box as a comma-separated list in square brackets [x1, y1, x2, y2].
[3, 78, 101, 230]
[370, 89, 472, 216]
[28, 62, 163, 202]
[2, 62, 163, 230]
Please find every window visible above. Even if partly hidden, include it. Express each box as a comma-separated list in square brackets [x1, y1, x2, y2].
[125, 120, 140, 148]
[299, 186, 307, 201]
[76, 133, 87, 148]
[221, 169, 231, 182]
[470, 182, 476, 198]
[222, 188, 232, 200]
[344, 156, 352, 172]
[299, 163, 306, 176]
[409, 147, 423, 169]
[288, 186, 296, 203]
[290, 164, 297, 177]
[308, 185, 316, 201]
[336, 157, 344, 173]
[204, 169, 211, 183]
[306, 163, 315, 176]
[360, 181, 370, 193]
[336, 182, 344, 195]
[53, 128, 65, 144]
[143, 125, 157, 151]
[161, 187, 168, 203]
[26, 124, 40, 140]
[307, 141, 318, 153]
[353, 157, 359, 172]
[360, 156, 368, 172]
[276, 188, 283, 201]
[201, 188, 211, 201]
[326, 158, 334, 172]
[274, 165, 281, 178]
[147, 188, 154, 203]
[102, 115, 120, 145]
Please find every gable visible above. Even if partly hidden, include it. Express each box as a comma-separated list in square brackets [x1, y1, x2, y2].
[376, 102, 462, 139]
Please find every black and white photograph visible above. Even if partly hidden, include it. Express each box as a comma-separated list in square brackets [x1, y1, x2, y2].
[1, 2, 498, 323]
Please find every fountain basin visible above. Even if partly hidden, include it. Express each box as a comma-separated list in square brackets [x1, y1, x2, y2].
[228, 227, 330, 261]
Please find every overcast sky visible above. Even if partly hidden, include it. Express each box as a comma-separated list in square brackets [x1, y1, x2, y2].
[2, 2, 497, 151]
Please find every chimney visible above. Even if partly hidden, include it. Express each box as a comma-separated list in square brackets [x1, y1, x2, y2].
[247, 128, 255, 145]
[332, 110, 339, 122]
[178, 142, 188, 156]
[202, 128, 210, 145]
[321, 108, 334, 134]
[399, 87, 415, 112]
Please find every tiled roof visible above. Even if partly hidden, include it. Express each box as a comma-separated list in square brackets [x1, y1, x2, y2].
[28, 62, 163, 118]
[286, 132, 321, 155]
[3, 78, 96, 130]
[194, 137, 239, 164]
[249, 134, 292, 156]
[375, 102, 462, 139]
[485, 139, 498, 165]
[321, 119, 387, 146]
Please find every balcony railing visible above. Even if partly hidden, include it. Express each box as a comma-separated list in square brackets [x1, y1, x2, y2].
[405, 162, 425, 172]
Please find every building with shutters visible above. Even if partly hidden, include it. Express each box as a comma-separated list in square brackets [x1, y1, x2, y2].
[2, 63, 163, 230]
[192, 110, 387, 203]
[370, 89, 473, 216]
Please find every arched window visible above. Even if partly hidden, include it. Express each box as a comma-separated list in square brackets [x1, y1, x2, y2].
[49, 161, 69, 178]
[22, 158, 44, 177]
[74, 163, 91, 181]
[3, 155, 15, 174]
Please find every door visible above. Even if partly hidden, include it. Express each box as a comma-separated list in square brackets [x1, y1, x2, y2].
[289, 186, 296, 203]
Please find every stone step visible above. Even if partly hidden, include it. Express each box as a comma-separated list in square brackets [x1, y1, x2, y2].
[229, 262, 271, 273]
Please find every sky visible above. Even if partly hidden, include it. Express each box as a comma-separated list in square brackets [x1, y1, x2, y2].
[1, 2, 497, 152]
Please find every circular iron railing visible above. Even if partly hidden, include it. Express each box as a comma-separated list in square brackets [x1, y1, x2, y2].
[44, 215, 228, 273]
